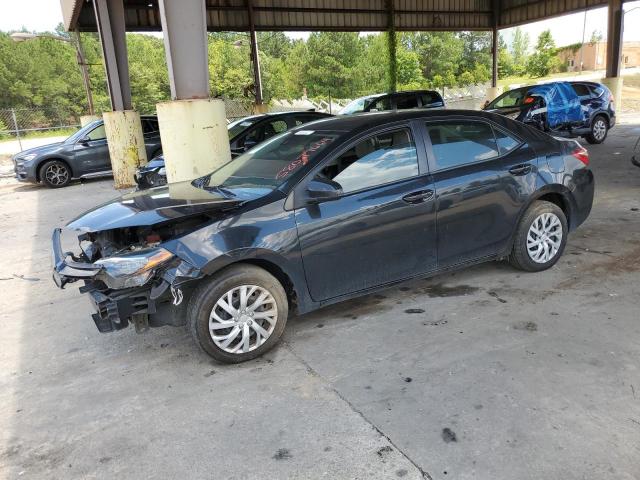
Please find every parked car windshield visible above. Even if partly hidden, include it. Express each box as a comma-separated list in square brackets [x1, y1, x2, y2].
[200, 130, 339, 195]
[227, 117, 261, 139]
[486, 87, 530, 109]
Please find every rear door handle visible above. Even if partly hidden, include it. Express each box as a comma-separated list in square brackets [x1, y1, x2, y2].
[508, 164, 532, 176]
[402, 189, 434, 204]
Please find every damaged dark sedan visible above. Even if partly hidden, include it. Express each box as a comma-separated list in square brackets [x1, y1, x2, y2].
[52, 110, 594, 363]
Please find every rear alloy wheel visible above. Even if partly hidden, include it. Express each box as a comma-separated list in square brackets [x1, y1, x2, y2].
[188, 265, 288, 363]
[40, 160, 71, 188]
[585, 116, 608, 144]
[509, 200, 568, 272]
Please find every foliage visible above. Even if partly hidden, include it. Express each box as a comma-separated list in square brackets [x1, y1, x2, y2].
[1, 27, 504, 127]
[526, 30, 561, 77]
[510, 27, 530, 76]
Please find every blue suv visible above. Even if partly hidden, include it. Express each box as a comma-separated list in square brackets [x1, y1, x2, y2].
[484, 81, 615, 144]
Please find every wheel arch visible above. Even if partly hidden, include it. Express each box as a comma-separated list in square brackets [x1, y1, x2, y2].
[36, 157, 74, 182]
[504, 186, 576, 257]
[199, 249, 309, 315]
[589, 110, 609, 127]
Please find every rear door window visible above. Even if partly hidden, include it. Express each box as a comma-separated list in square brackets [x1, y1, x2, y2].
[571, 83, 591, 98]
[419, 92, 444, 108]
[589, 85, 605, 98]
[394, 94, 419, 110]
[370, 96, 392, 112]
[426, 121, 499, 170]
[142, 119, 159, 134]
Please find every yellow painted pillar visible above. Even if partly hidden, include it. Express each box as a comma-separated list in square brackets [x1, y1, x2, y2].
[252, 103, 268, 114]
[601, 77, 623, 111]
[156, 98, 231, 185]
[102, 110, 148, 189]
[80, 115, 101, 127]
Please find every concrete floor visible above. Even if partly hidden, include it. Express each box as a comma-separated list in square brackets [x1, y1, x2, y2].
[1, 119, 639, 480]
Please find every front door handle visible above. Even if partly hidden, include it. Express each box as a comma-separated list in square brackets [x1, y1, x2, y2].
[402, 189, 434, 204]
[508, 164, 532, 176]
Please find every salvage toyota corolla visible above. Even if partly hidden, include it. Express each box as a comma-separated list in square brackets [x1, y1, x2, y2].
[52, 110, 594, 363]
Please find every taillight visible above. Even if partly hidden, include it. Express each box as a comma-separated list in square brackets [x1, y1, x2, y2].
[572, 146, 589, 165]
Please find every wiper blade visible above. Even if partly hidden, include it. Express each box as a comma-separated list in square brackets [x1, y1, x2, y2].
[191, 174, 212, 189]
[191, 174, 236, 198]
[204, 184, 236, 198]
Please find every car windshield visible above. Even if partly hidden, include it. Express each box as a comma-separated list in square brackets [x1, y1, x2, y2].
[486, 88, 531, 109]
[196, 129, 339, 196]
[227, 117, 260, 139]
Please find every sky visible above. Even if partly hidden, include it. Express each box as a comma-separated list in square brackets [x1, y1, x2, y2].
[1, 0, 639, 50]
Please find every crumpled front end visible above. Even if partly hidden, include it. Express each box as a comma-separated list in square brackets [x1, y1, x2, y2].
[52, 225, 204, 334]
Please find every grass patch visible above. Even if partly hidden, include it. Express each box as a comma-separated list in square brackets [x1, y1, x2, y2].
[1, 127, 79, 142]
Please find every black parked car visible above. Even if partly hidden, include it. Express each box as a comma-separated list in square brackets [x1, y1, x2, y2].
[12, 116, 162, 188]
[135, 111, 332, 189]
[52, 110, 594, 363]
[339, 90, 445, 115]
[484, 81, 615, 144]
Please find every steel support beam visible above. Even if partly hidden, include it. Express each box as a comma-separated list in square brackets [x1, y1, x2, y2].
[248, 0, 264, 105]
[491, 0, 500, 88]
[386, 0, 397, 93]
[606, 0, 624, 78]
[491, 27, 499, 88]
[93, 0, 131, 111]
[158, 0, 209, 100]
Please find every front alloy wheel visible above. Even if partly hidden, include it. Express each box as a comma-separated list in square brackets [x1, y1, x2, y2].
[41, 160, 71, 188]
[188, 265, 288, 363]
[209, 285, 278, 354]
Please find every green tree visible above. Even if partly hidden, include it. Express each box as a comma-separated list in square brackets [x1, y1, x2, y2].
[458, 71, 475, 86]
[401, 32, 463, 82]
[300, 32, 363, 98]
[497, 34, 515, 78]
[527, 29, 561, 77]
[510, 27, 530, 75]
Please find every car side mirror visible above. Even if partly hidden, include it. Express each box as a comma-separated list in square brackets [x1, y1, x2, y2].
[305, 178, 343, 203]
[78, 135, 90, 145]
[243, 139, 257, 151]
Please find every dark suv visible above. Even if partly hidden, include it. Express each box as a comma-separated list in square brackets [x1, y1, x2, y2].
[12, 116, 162, 188]
[339, 90, 445, 115]
[484, 81, 615, 144]
[52, 110, 594, 363]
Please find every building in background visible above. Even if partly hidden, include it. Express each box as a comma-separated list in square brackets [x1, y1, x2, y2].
[558, 41, 640, 71]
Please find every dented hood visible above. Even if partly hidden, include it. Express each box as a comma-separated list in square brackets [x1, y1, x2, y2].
[66, 180, 245, 232]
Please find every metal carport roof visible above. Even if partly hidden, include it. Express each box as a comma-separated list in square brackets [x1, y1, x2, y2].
[62, 0, 619, 33]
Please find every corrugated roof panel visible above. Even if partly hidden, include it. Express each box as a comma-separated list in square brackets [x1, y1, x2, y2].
[67, 0, 616, 32]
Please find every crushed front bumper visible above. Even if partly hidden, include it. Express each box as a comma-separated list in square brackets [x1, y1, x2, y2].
[51, 228, 101, 288]
[52, 228, 200, 333]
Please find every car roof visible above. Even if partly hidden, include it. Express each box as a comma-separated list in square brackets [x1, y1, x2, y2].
[354, 90, 441, 101]
[296, 109, 505, 133]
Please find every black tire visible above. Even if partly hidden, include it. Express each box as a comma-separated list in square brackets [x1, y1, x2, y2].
[40, 160, 72, 188]
[509, 200, 568, 272]
[585, 115, 608, 144]
[188, 264, 288, 363]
